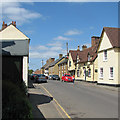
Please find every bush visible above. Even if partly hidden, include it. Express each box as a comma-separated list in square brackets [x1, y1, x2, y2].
[2, 80, 33, 119]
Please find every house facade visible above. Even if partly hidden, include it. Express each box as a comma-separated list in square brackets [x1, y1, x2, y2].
[0, 21, 30, 86]
[98, 27, 120, 86]
[75, 36, 100, 82]
[49, 54, 65, 75]
[58, 58, 68, 78]
[68, 47, 81, 76]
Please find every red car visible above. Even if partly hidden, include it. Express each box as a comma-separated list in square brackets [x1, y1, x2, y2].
[62, 74, 73, 82]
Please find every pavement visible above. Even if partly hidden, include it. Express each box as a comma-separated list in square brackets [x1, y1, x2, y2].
[28, 79, 119, 119]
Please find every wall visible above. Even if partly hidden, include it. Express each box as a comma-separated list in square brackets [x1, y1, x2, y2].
[0, 24, 29, 40]
[23, 56, 28, 86]
[98, 48, 118, 85]
[98, 31, 119, 85]
[68, 53, 75, 72]
[75, 57, 98, 82]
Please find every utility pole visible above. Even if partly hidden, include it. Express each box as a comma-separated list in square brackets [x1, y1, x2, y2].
[66, 42, 68, 56]
[41, 59, 44, 68]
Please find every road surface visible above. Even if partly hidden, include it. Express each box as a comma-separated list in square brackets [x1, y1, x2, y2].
[28, 79, 118, 119]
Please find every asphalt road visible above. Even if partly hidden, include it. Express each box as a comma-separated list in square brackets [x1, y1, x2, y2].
[28, 79, 118, 119]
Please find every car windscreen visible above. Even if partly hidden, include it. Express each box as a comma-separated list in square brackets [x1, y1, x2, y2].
[53, 75, 59, 77]
[38, 74, 45, 77]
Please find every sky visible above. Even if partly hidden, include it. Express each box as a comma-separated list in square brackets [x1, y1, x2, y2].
[1, 1, 118, 71]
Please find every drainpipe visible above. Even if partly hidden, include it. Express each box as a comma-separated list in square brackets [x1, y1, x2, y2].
[93, 62, 94, 82]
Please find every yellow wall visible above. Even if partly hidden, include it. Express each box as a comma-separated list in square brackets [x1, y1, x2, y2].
[49, 58, 65, 75]
[58, 63, 68, 78]
[68, 53, 75, 71]
[98, 30, 119, 85]
[75, 58, 98, 82]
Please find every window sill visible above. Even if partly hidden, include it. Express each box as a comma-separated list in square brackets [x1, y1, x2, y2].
[109, 78, 114, 80]
[103, 60, 107, 62]
[99, 77, 103, 79]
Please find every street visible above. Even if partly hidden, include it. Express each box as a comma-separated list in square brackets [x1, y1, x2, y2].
[28, 79, 118, 119]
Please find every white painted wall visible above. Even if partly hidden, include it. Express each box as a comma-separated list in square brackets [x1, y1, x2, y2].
[23, 56, 28, 86]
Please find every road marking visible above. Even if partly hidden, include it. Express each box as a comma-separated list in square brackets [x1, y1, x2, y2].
[41, 85, 72, 120]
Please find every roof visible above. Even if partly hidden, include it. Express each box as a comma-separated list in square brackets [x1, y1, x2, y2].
[77, 44, 98, 64]
[102, 27, 120, 48]
[0, 23, 30, 40]
[69, 50, 80, 62]
[1, 40, 29, 56]
[58, 59, 68, 65]
[49, 57, 65, 67]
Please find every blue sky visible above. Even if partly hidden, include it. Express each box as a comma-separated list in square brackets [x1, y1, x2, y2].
[1, 2, 118, 70]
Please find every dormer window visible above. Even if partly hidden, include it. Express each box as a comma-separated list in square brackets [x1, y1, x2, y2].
[88, 52, 90, 61]
[103, 50, 107, 61]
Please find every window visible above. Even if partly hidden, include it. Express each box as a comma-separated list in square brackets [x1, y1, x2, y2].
[88, 55, 90, 61]
[109, 67, 113, 79]
[69, 61, 71, 67]
[77, 70, 80, 77]
[100, 68, 103, 78]
[103, 50, 107, 61]
[88, 69, 91, 77]
[78, 64, 80, 69]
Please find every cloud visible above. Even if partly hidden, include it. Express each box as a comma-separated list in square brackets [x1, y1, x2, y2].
[64, 29, 83, 36]
[47, 41, 63, 47]
[29, 42, 67, 59]
[53, 36, 71, 41]
[1, 2, 42, 25]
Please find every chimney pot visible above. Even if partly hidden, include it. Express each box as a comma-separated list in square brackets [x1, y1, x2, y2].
[2, 21, 7, 30]
[91, 36, 100, 46]
[59, 54, 63, 58]
[77, 45, 80, 51]
[82, 45, 87, 50]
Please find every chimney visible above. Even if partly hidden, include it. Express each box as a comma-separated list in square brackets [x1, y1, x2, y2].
[12, 21, 16, 27]
[82, 45, 87, 50]
[2, 21, 7, 30]
[59, 54, 63, 58]
[91, 36, 100, 46]
[77, 45, 80, 51]
[49, 58, 55, 63]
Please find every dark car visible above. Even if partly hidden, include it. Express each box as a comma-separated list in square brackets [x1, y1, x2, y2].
[34, 74, 47, 83]
[51, 75, 60, 80]
[30, 74, 37, 80]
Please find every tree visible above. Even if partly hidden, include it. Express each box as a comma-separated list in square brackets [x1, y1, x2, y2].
[28, 69, 34, 74]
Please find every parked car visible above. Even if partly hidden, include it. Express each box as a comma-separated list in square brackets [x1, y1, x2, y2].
[48, 75, 53, 80]
[30, 74, 37, 80]
[62, 74, 73, 82]
[34, 74, 47, 83]
[51, 75, 60, 80]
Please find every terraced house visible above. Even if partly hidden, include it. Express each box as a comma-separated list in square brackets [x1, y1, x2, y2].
[97, 27, 120, 86]
[58, 58, 68, 79]
[68, 46, 81, 76]
[49, 54, 65, 75]
[75, 36, 100, 82]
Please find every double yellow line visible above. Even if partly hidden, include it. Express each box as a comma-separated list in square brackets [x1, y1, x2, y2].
[41, 85, 72, 120]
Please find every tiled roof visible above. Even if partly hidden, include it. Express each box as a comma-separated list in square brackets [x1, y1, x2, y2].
[103, 27, 120, 48]
[58, 59, 68, 65]
[49, 57, 65, 67]
[69, 50, 80, 62]
[77, 44, 98, 63]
